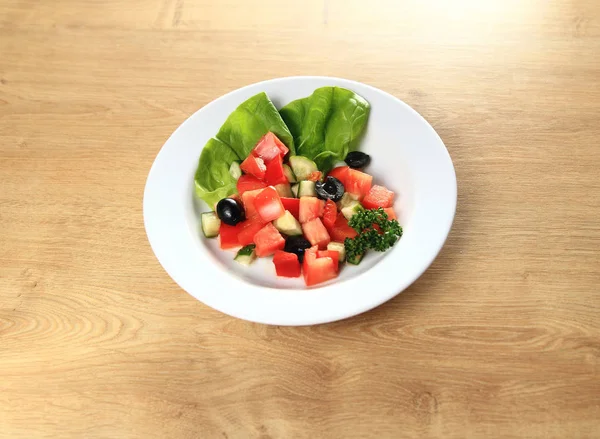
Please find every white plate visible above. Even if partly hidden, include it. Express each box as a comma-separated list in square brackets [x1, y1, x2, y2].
[143, 76, 456, 326]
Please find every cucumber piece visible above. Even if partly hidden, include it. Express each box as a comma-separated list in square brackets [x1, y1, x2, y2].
[229, 161, 242, 180]
[234, 244, 257, 266]
[298, 180, 316, 197]
[201, 212, 220, 238]
[274, 183, 293, 198]
[273, 211, 302, 236]
[337, 192, 359, 210]
[327, 242, 346, 262]
[291, 183, 299, 198]
[346, 250, 365, 265]
[289, 156, 318, 181]
[282, 164, 296, 183]
[341, 201, 364, 220]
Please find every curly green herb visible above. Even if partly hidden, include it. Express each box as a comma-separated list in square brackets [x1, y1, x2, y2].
[344, 208, 403, 264]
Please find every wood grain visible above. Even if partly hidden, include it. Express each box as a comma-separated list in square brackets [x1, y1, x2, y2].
[1, 0, 599, 438]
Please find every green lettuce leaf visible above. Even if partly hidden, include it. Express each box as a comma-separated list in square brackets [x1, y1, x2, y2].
[279, 87, 370, 173]
[194, 92, 294, 208]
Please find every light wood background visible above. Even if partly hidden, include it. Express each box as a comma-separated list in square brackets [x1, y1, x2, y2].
[1, 0, 599, 438]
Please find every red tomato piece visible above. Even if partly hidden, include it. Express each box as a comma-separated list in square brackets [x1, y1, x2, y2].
[302, 217, 331, 249]
[264, 154, 288, 186]
[303, 246, 337, 286]
[281, 197, 300, 220]
[317, 250, 340, 272]
[329, 213, 358, 242]
[383, 207, 397, 220]
[344, 169, 373, 200]
[253, 223, 285, 257]
[240, 154, 267, 180]
[322, 199, 337, 229]
[236, 174, 267, 195]
[299, 197, 325, 224]
[327, 166, 349, 186]
[237, 215, 267, 246]
[219, 223, 241, 250]
[254, 186, 285, 223]
[273, 251, 301, 277]
[253, 132, 289, 162]
[362, 185, 395, 209]
[241, 188, 264, 218]
[306, 171, 323, 182]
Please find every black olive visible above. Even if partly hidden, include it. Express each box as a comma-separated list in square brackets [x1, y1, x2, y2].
[315, 176, 345, 202]
[216, 198, 245, 226]
[345, 151, 371, 169]
[284, 236, 312, 263]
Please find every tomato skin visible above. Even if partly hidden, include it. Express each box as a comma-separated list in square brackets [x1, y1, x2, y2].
[237, 174, 267, 195]
[254, 186, 285, 223]
[303, 246, 337, 286]
[306, 171, 323, 182]
[273, 251, 301, 277]
[322, 199, 337, 229]
[237, 215, 267, 246]
[362, 185, 395, 209]
[253, 132, 288, 162]
[302, 217, 331, 249]
[344, 169, 373, 200]
[328, 213, 358, 242]
[383, 207, 397, 220]
[281, 197, 300, 220]
[240, 155, 267, 180]
[253, 223, 285, 257]
[219, 223, 241, 249]
[327, 166, 349, 186]
[317, 250, 340, 271]
[299, 197, 325, 224]
[264, 154, 289, 186]
[240, 188, 264, 218]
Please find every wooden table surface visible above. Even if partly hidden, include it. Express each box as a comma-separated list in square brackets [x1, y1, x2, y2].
[1, 1, 599, 438]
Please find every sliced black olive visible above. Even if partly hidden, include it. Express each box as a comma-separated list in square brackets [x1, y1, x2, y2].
[216, 198, 245, 226]
[345, 151, 371, 169]
[284, 236, 312, 262]
[315, 176, 345, 202]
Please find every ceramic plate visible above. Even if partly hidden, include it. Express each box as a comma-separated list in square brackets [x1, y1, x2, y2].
[143, 76, 456, 325]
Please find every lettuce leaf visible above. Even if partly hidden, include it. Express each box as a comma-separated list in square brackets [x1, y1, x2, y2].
[194, 92, 294, 208]
[279, 87, 370, 173]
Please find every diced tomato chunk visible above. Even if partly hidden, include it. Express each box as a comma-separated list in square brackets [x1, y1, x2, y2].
[322, 199, 337, 229]
[236, 174, 267, 195]
[264, 154, 288, 186]
[328, 213, 358, 242]
[317, 250, 340, 272]
[219, 223, 241, 249]
[241, 188, 264, 218]
[240, 155, 266, 180]
[327, 166, 349, 186]
[281, 197, 300, 220]
[362, 185, 395, 209]
[306, 171, 322, 182]
[299, 197, 325, 223]
[302, 217, 330, 249]
[383, 207, 397, 220]
[253, 223, 285, 257]
[273, 251, 301, 277]
[344, 169, 372, 200]
[237, 215, 267, 246]
[253, 132, 289, 162]
[254, 186, 285, 223]
[303, 246, 337, 286]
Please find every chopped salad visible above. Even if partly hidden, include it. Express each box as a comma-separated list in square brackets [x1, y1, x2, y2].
[195, 87, 402, 286]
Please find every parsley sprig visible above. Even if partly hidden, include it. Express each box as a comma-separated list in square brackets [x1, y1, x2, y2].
[344, 208, 403, 263]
